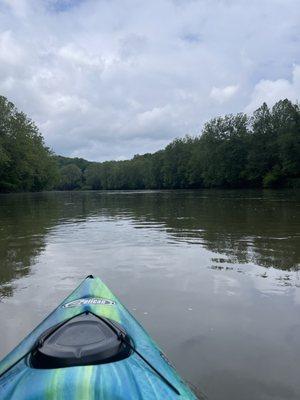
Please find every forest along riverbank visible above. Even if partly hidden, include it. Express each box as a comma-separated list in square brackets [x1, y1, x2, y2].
[0, 190, 299, 400]
[1, 95, 300, 193]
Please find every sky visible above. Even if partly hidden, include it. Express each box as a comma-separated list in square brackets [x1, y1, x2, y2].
[0, 0, 299, 161]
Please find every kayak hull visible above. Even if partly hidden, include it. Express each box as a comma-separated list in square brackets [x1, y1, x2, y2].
[0, 276, 197, 399]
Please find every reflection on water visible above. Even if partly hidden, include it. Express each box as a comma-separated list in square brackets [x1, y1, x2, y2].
[0, 194, 60, 297]
[0, 190, 300, 400]
[0, 190, 299, 294]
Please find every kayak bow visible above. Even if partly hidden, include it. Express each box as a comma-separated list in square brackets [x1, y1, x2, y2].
[0, 275, 197, 399]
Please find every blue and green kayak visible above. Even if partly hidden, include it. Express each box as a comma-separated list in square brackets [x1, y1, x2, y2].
[0, 275, 197, 399]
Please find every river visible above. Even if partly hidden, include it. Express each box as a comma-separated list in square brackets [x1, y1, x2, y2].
[0, 190, 299, 399]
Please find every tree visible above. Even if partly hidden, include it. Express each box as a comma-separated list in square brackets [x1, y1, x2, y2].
[273, 100, 300, 181]
[58, 164, 82, 190]
[85, 165, 102, 190]
[0, 96, 58, 192]
[199, 114, 249, 187]
[162, 137, 194, 188]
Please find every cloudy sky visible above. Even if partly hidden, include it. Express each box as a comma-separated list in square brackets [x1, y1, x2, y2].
[0, 0, 299, 161]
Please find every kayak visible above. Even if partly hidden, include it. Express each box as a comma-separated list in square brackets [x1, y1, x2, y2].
[0, 275, 197, 399]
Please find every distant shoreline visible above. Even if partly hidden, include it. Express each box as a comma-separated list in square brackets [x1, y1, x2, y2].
[1, 187, 299, 196]
[1, 96, 299, 193]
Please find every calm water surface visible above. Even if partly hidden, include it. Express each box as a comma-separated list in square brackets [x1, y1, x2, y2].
[0, 190, 299, 400]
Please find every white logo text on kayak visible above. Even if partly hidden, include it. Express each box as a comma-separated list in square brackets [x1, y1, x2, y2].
[63, 297, 115, 308]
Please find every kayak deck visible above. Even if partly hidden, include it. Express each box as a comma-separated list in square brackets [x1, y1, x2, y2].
[0, 276, 197, 399]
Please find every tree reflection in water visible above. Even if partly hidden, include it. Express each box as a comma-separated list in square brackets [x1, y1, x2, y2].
[0, 190, 299, 298]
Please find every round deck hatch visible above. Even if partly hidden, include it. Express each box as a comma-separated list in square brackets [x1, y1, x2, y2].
[31, 313, 131, 368]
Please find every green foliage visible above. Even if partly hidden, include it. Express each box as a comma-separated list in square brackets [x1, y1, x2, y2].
[263, 165, 283, 188]
[85, 164, 103, 190]
[0, 96, 58, 192]
[57, 164, 82, 190]
[55, 155, 90, 172]
[163, 137, 194, 188]
[1, 94, 299, 192]
[56, 98, 299, 191]
[198, 114, 249, 187]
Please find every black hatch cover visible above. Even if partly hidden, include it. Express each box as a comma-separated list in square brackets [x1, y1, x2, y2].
[31, 313, 131, 368]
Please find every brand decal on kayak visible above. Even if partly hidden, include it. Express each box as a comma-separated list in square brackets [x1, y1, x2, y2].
[63, 297, 115, 308]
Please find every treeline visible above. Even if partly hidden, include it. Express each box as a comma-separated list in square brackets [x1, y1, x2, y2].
[56, 99, 300, 190]
[0, 95, 299, 192]
[0, 96, 58, 192]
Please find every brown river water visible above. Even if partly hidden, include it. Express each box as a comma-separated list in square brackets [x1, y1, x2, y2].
[0, 190, 299, 400]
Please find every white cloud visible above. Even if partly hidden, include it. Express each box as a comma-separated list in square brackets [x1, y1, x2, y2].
[2, 0, 29, 18]
[0, 0, 299, 161]
[0, 31, 24, 65]
[210, 85, 239, 104]
[58, 44, 104, 69]
[245, 64, 300, 112]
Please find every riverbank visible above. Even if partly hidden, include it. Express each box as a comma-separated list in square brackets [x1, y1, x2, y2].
[1, 95, 299, 193]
